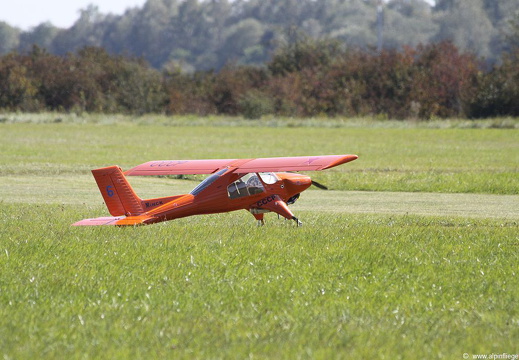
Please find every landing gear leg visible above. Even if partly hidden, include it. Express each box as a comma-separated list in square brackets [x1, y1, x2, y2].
[292, 216, 303, 227]
[252, 212, 265, 226]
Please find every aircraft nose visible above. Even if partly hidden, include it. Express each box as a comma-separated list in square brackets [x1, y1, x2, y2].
[284, 174, 312, 195]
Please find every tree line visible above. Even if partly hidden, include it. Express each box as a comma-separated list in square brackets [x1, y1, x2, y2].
[1, 0, 518, 72]
[1, 40, 517, 119]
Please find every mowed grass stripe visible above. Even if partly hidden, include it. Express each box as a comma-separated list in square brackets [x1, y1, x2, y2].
[295, 190, 519, 219]
[1, 175, 518, 220]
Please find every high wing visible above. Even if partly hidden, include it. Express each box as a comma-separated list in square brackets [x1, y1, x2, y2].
[124, 155, 358, 176]
[124, 159, 238, 176]
[235, 155, 358, 173]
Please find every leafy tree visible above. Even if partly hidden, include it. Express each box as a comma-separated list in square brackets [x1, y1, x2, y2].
[467, 50, 519, 117]
[218, 18, 266, 67]
[433, 0, 455, 11]
[385, 0, 438, 48]
[2, 0, 519, 71]
[238, 89, 274, 119]
[0, 22, 20, 55]
[52, 5, 107, 55]
[27, 47, 75, 111]
[434, 0, 494, 60]
[481, 0, 518, 27]
[508, 11, 519, 51]
[18, 22, 59, 53]
[268, 33, 344, 76]
[320, 0, 377, 48]
[411, 41, 479, 118]
[101, 8, 140, 55]
[113, 60, 166, 114]
[126, 0, 175, 67]
[205, 0, 232, 51]
[209, 65, 268, 114]
[0, 53, 38, 110]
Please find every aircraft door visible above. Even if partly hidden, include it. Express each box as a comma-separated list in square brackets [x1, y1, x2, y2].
[228, 173, 265, 199]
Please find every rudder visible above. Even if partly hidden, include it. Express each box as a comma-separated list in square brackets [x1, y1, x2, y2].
[92, 166, 144, 216]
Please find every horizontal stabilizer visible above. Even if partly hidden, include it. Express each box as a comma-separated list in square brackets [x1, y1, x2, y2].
[72, 215, 154, 226]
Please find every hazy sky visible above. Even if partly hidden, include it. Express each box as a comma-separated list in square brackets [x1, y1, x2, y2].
[2, 0, 436, 31]
[1, 0, 148, 30]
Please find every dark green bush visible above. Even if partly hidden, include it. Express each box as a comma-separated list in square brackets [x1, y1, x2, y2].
[238, 90, 274, 119]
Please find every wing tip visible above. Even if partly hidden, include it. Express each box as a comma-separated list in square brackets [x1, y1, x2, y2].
[322, 154, 358, 170]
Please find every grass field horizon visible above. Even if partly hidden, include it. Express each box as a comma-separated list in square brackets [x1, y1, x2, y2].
[1, 114, 518, 359]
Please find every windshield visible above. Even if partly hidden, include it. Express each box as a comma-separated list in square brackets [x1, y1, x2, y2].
[190, 168, 228, 196]
[259, 172, 278, 184]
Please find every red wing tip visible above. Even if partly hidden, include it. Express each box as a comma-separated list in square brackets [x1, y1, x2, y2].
[322, 154, 358, 170]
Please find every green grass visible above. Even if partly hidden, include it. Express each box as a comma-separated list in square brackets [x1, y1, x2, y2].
[2, 112, 518, 129]
[1, 205, 518, 359]
[0, 117, 517, 194]
[0, 114, 518, 359]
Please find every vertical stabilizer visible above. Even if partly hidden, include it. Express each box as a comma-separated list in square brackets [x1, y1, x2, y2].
[92, 166, 144, 216]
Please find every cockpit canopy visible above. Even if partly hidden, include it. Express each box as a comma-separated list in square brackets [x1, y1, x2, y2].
[227, 172, 279, 199]
[190, 170, 280, 199]
[190, 168, 228, 196]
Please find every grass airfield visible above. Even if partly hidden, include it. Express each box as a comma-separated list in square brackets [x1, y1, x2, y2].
[0, 114, 518, 359]
[3, 175, 518, 219]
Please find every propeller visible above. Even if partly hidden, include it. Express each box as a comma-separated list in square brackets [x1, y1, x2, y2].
[311, 180, 328, 190]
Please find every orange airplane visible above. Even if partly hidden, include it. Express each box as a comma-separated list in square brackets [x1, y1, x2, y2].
[72, 155, 358, 226]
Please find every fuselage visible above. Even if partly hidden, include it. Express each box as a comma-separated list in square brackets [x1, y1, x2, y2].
[141, 171, 311, 224]
[72, 154, 358, 226]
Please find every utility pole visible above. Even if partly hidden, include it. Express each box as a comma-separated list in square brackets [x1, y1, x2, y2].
[377, 0, 384, 53]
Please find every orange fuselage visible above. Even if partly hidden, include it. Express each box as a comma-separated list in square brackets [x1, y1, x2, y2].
[140, 172, 311, 224]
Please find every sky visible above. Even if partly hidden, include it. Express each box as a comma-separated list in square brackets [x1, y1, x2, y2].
[1, 0, 436, 31]
[1, 0, 148, 30]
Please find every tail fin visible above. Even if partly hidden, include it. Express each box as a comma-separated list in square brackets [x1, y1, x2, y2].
[92, 166, 144, 216]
